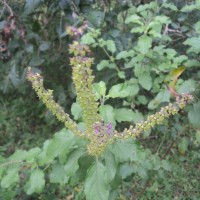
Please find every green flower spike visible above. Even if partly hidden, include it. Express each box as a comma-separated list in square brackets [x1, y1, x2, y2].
[27, 68, 83, 137]
[27, 23, 194, 157]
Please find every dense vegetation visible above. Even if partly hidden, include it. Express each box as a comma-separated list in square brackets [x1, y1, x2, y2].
[0, 0, 200, 199]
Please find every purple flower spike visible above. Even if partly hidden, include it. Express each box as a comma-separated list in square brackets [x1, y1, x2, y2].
[106, 123, 112, 134]
[95, 128, 99, 134]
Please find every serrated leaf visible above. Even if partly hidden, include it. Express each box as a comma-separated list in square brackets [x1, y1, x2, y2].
[49, 163, 69, 184]
[177, 79, 196, 93]
[125, 15, 143, 25]
[1, 168, 19, 188]
[99, 105, 116, 125]
[26, 147, 41, 163]
[87, 11, 105, 28]
[148, 90, 170, 109]
[116, 50, 134, 60]
[109, 140, 137, 163]
[138, 73, 152, 90]
[119, 164, 134, 179]
[45, 129, 75, 163]
[104, 151, 117, 182]
[114, 108, 134, 122]
[71, 102, 82, 120]
[183, 37, 200, 54]
[188, 102, 200, 128]
[25, 169, 45, 194]
[97, 60, 116, 71]
[181, 4, 198, 12]
[9, 150, 28, 161]
[137, 35, 152, 54]
[107, 83, 139, 98]
[162, 3, 178, 11]
[81, 33, 96, 45]
[106, 40, 116, 53]
[64, 149, 83, 177]
[84, 160, 110, 200]
[93, 81, 107, 99]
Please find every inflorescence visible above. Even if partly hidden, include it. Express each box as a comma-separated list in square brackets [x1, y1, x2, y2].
[27, 23, 194, 156]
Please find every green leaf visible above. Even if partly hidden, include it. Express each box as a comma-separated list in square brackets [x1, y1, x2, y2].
[81, 33, 96, 45]
[9, 150, 27, 161]
[25, 169, 45, 194]
[194, 21, 200, 33]
[71, 102, 82, 120]
[132, 111, 144, 123]
[106, 40, 116, 53]
[178, 137, 189, 155]
[104, 151, 117, 182]
[26, 147, 41, 163]
[64, 149, 83, 177]
[118, 71, 125, 79]
[183, 37, 200, 54]
[24, 0, 42, 15]
[84, 160, 110, 200]
[125, 15, 143, 25]
[97, 60, 116, 71]
[109, 140, 137, 163]
[138, 73, 152, 90]
[116, 50, 134, 60]
[177, 79, 196, 94]
[107, 82, 139, 98]
[161, 160, 171, 171]
[137, 35, 152, 54]
[39, 42, 50, 51]
[162, 3, 178, 11]
[49, 163, 69, 184]
[119, 164, 134, 179]
[188, 102, 200, 128]
[114, 108, 134, 122]
[87, 11, 105, 28]
[40, 129, 75, 164]
[181, 4, 199, 12]
[93, 81, 107, 99]
[148, 90, 170, 109]
[29, 54, 45, 67]
[99, 105, 116, 125]
[1, 168, 19, 188]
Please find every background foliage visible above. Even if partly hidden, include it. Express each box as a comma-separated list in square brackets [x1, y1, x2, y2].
[0, 0, 200, 199]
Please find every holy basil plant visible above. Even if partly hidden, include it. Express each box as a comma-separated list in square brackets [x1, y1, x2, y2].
[0, 23, 193, 200]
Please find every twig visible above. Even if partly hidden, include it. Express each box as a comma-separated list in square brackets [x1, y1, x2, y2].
[163, 24, 182, 35]
[0, 0, 14, 17]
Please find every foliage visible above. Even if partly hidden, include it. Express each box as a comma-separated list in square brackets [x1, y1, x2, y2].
[0, 0, 200, 199]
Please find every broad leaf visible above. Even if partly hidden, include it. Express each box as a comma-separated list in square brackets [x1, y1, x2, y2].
[114, 108, 135, 122]
[25, 169, 45, 194]
[137, 35, 152, 54]
[107, 82, 139, 98]
[104, 151, 117, 182]
[49, 163, 69, 184]
[138, 73, 152, 90]
[64, 149, 83, 177]
[1, 168, 19, 188]
[188, 102, 200, 128]
[84, 160, 110, 200]
[106, 40, 116, 53]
